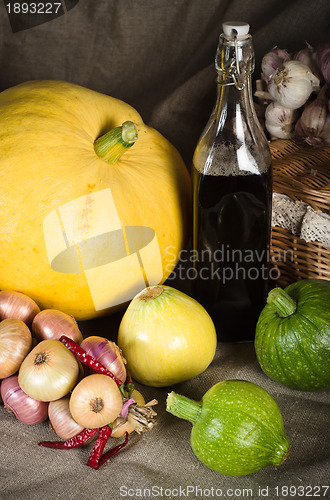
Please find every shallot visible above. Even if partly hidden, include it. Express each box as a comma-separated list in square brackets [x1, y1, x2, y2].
[32, 309, 83, 344]
[1, 375, 48, 425]
[80, 336, 126, 383]
[0, 318, 32, 379]
[48, 396, 84, 440]
[0, 290, 40, 324]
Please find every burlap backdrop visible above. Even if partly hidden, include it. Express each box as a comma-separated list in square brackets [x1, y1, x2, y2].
[0, 1, 329, 499]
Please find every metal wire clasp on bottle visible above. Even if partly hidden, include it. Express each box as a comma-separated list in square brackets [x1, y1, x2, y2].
[218, 35, 245, 91]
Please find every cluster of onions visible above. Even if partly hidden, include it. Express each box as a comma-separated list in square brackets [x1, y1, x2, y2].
[255, 42, 330, 146]
[0, 290, 83, 428]
[0, 289, 152, 448]
[0, 289, 157, 455]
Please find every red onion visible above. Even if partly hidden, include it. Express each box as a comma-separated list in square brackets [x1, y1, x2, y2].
[0, 375, 48, 425]
[32, 309, 83, 344]
[80, 336, 126, 383]
[0, 290, 40, 325]
[48, 396, 84, 440]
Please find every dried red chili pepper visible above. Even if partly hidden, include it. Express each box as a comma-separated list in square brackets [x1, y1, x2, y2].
[97, 432, 129, 468]
[38, 427, 98, 449]
[86, 425, 112, 469]
[59, 335, 123, 388]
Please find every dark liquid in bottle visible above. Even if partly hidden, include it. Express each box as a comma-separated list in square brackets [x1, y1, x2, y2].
[193, 166, 272, 342]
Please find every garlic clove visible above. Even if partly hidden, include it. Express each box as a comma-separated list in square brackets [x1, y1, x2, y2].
[261, 47, 291, 83]
[268, 60, 320, 109]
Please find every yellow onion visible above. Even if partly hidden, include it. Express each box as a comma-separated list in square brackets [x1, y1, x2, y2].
[69, 374, 123, 429]
[18, 339, 80, 402]
[0, 318, 32, 379]
[117, 285, 217, 387]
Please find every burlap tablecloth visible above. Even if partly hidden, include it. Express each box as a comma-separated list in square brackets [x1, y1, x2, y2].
[1, 320, 329, 499]
[0, 1, 329, 498]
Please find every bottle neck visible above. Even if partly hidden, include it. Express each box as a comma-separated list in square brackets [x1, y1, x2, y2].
[215, 32, 255, 88]
[212, 33, 261, 143]
[213, 71, 256, 144]
[192, 30, 271, 176]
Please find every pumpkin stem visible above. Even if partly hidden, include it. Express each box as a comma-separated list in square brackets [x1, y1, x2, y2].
[94, 121, 138, 164]
[267, 287, 297, 317]
[166, 391, 202, 424]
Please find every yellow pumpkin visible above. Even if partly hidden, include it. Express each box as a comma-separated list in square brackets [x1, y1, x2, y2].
[0, 80, 191, 320]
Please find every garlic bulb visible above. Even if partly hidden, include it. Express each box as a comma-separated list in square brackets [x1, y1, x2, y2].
[295, 96, 330, 147]
[261, 47, 291, 83]
[268, 60, 320, 109]
[316, 43, 330, 84]
[294, 44, 322, 81]
[265, 101, 298, 139]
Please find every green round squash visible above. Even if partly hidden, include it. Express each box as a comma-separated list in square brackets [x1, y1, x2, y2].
[166, 380, 290, 476]
[255, 279, 330, 391]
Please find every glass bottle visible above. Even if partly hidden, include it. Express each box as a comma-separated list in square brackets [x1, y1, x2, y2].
[192, 22, 272, 342]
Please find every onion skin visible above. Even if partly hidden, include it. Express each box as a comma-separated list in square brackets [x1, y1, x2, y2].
[48, 396, 84, 440]
[80, 336, 126, 383]
[69, 374, 123, 429]
[117, 285, 217, 387]
[18, 339, 80, 402]
[32, 309, 83, 344]
[0, 290, 40, 325]
[1, 375, 48, 425]
[0, 318, 32, 379]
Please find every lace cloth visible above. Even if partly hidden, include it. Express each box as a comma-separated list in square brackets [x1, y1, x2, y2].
[272, 193, 330, 247]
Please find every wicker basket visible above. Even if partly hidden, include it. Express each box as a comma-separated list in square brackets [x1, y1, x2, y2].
[269, 139, 330, 287]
